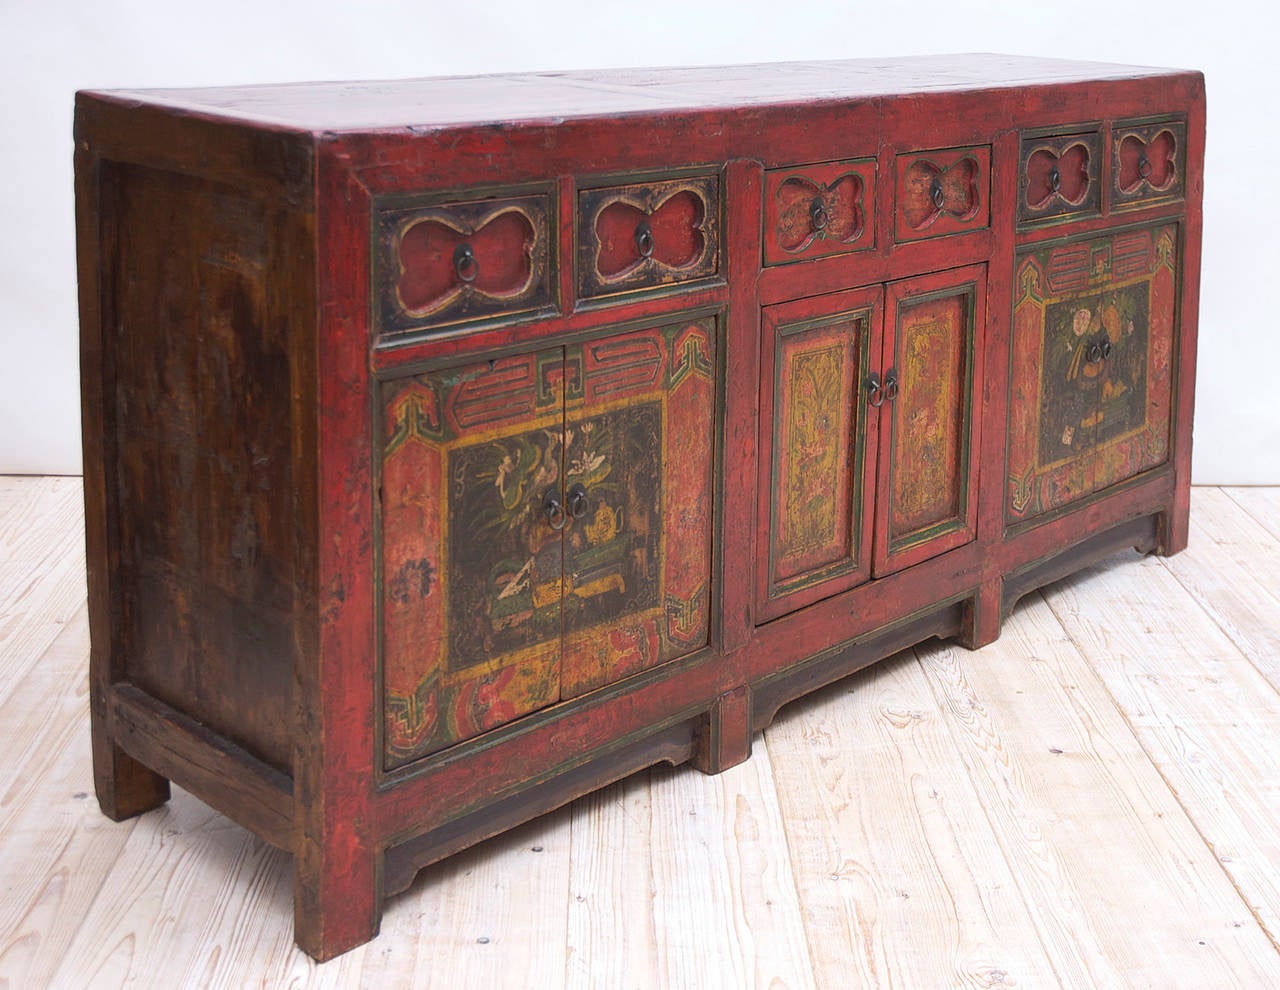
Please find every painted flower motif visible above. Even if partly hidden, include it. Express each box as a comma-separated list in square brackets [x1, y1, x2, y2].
[1073, 308, 1092, 336]
[571, 448, 605, 477]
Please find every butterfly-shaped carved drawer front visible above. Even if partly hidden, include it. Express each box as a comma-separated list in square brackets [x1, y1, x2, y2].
[1018, 128, 1102, 228]
[374, 187, 556, 341]
[763, 159, 876, 266]
[577, 173, 721, 302]
[894, 146, 990, 243]
[1112, 118, 1187, 210]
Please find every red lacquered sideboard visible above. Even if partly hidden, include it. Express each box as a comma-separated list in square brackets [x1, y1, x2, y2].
[74, 53, 1204, 960]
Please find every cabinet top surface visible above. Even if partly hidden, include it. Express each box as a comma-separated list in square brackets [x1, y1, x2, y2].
[80, 53, 1194, 133]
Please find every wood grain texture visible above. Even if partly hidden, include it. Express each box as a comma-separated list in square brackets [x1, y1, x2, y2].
[12, 482, 1280, 984]
[0, 608, 133, 990]
[765, 652, 1061, 988]
[1157, 487, 1280, 687]
[1043, 552, 1280, 955]
[72, 54, 1206, 959]
[1225, 486, 1280, 544]
[919, 598, 1280, 986]
[567, 753, 815, 990]
[364, 812, 573, 990]
[0, 477, 85, 705]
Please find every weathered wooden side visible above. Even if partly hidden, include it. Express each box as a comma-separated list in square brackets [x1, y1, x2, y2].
[75, 97, 315, 820]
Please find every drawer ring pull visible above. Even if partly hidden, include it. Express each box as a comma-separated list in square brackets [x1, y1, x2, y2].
[868, 372, 884, 408]
[929, 177, 946, 210]
[1099, 339, 1112, 360]
[884, 371, 899, 402]
[543, 489, 568, 531]
[634, 220, 655, 259]
[1137, 155, 1152, 179]
[1048, 166, 1062, 193]
[1087, 342, 1103, 363]
[809, 199, 830, 232]
[453, 243, 479, 283]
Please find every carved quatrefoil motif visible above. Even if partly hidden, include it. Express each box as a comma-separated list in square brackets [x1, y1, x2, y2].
[594, 189, 706, 278]
[395, 207, 538, 317]
[902, 157, 981, 231]
[1026, 142, 1091, 210]
[1118, 129, 1177, 193]
[774, 173, 864, 253]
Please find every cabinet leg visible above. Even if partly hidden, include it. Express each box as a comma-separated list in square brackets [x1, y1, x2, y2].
[959, 577, 1003, 651]
[293, 836, 382, 961]
[92, 708, 169, 821]
[1157, 499, 1190, 557]
[692, 685, 752, 775]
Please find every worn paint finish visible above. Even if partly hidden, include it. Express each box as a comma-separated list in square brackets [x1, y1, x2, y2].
[875, 266, 985, 577]
[380, 319, 716, 763]
[763, 159, 876, 265]
[895, 146, 991, 242]
[375, 188, 556, 339]
[562, 319, 716, 693]
[888, 292, 968, 540]
[577, 174, 720, 301]
[74, 57, 1205, 962]
[1112, 120, 1187, 210]
[1019, 128, 1102, 227]
[1008, 223, 1178, 524]
[380, 351, 564, 767]
[770, 317, 864, 587]
[757, 286, 881, 622]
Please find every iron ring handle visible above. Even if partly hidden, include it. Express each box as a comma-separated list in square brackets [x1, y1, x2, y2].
[1099, 339, 1112, 360]
[567, 483, 589, 520]
[634, 220, 655, 259]
[1137, 155, 1152, 179]
[454, 243, 479, 283]
[1048, 166, 1062, 193]
[929, 178, 946, 210]
[868, 373, 884, 408]
[884, 371, 899, 402]
[543, 489, 568, 531]
[810, 198, 830, 232]
[1087, 342, 1103, 363]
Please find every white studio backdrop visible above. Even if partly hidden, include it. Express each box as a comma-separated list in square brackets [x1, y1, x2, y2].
[0, 0, 1273, 481]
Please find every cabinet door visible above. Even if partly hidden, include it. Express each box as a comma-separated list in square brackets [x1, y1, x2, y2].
[756, 287, 882, 621]
[380, 350, 565, 768]
[561, 317, 717, 695]
[1007, 224, 1178, 525]
[875, 266, 985, 575]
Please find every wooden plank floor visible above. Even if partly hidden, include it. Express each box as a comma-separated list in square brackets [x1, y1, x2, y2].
[2, 479, 1280, 988]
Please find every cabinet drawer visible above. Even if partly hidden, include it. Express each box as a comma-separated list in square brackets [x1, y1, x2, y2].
[576, 173, 720, 302]
[374, 187, 556, 340]
[894, 146, 990, 242]
[1018, 128, 1102, 227]
[1112, 118, 1187, 210]
[763, 159, 876, 265]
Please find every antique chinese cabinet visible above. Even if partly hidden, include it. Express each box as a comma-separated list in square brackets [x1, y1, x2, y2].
[75, 54, 1204, 959]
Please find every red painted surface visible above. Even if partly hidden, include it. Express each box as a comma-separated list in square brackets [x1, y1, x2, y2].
[75, 55, 1205, 961]
[763, 159, 877, 265]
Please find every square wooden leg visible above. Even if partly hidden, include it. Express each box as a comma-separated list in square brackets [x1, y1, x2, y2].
[91, 707, 169, 821]
[293, 833, 382, 961]
[959, 577, 1003, 651]
[1158, 496, 1190, 557]
[691, 685, 753, 775]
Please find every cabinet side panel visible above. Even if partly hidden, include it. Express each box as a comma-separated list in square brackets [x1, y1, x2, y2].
[105, 162, 295, 773]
